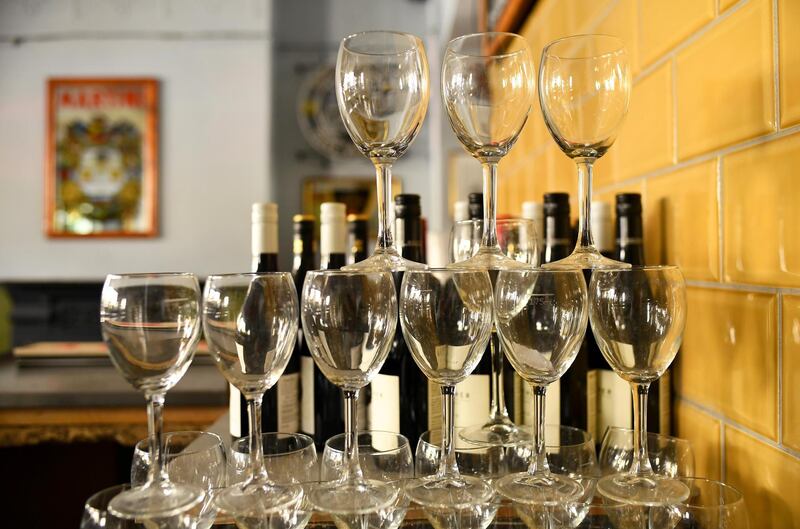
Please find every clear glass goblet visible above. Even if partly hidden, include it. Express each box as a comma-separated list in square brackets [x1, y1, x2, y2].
[202, 273, 301, 516]
[599, 427, 695, 479]
[323, 430, 413, 482]
[400, 269, 495, 508]
[301, 270, 398, 513]
[100, 273, 204, 519]
[589, 266, 689, 505]
[227, 433, 318, 487]
[336, 31, 429, 272]
[415, 429, 507, 483]
[81, 484, 198, 529]
[492, 269, 589, 505]
[132, 431, 225, 529]
[450, 218, 539, 447]
[442, 32, 535, 270]
[539, 34, 632, 269]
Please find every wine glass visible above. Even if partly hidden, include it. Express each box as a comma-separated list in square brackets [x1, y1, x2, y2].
[81, 484, 198, 529]
[450, 218, 538, 447]
[322, 431, 413, 482]
[492, 269, 589, 505]
[539, 34, 632, 269]
[132, 431, 225, 529]
[336, 31, 429, 272]
[202, 273, 302, 516]
[399, 269, 494, 508]
[415, 429, 507, 482]
[228, 433, 317, 487]
[599, 427, 695, 478]
[100, 273, 204, 518]
[301, 270, 398, 513]
[589, 266, 689, 505]
[675, 478, 749, 528]
[442, 32, 535, 270]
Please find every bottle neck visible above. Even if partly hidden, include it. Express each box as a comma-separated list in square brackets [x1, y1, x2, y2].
[543, 211, 572, 264]
[252, 219, 278, 272]
[396, 215, 425, 264]
[615, 213, 645, 265]
[255, 253, 279, 273]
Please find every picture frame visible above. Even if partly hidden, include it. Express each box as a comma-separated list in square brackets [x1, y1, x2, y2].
[45, 78, 159, 238]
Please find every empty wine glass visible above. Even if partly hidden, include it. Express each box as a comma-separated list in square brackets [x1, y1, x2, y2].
[228, 433, 317, 487]
[336, 31, 429, 272]
[675, 478, 749, 528]
[323, 431, 413, 482]
[493, 269, 589, 505]
[539, 34, 632, 269]
[100, 273, 204, 519]
[202, 273, 301, 516]
[132, 431, 225, 529]
[451, 218, 539, 447]
[415, 429, 507, 483]
[400, 269, 494, 508]
[442, 32, 535, 270]
[589, 266, 688, 505]
[81, 484, 198, 529]
[599, 427, 695, 478]
[301, 270, 398, 513]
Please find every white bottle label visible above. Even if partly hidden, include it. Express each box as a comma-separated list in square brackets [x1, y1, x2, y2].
[454, 374, 490, 429]
[586, 370, 598, 442]
[277, 372, 300, 432]
[300, 356, 315, 435]
[229, 383, 242, 437]
[369, 374, 401, 434]
[428, 380, 441, 433]
[598, 369, 633, 435]
[521, 379, 560, 427]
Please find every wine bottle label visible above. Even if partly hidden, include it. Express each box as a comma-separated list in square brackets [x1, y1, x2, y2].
[368, 374, 401, 434]
[358, 390, 368, 430]
[521, 380, 561, 427]
[300, 356, 315, 435]
[229, 383, 242, 437]
[277, 372, 300, 432]
[454, 374, 490, 429]
[428, 380, 442, 433]
[586, 370, 598, 442]
[659, 370, 672, 435]
[598, 369, 632, 433]
[512, 373, 525, 424]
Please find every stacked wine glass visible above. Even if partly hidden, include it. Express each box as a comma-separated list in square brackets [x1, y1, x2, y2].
[82, 30, 750, 529]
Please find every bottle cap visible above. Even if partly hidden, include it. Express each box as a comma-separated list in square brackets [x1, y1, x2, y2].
[521, 201, 543, 221]
[615, 193, 642, 215]
[543, 192, 570, 217]
[320, 202, 347, 255]
[347, 213, 369, 223]
[468, 193, 484, 220]
[252, 202, 278, 223]
[453, 201, 469, 222]
[591, 201, 614, 252]
[395, 194, 421, 218]
[252, 202, 278, 255]
[293, 214, 315, 223]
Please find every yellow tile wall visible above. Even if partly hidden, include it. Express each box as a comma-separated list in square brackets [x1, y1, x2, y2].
[501, 0, 800, 524]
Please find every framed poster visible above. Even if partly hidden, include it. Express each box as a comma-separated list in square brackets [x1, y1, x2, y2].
[46, 78, 159, 237]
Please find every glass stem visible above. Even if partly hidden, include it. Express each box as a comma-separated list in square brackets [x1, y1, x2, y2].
[374, 162, 395, 253]
[527, 384, 550, 476]
[488, 331, 510, 422]
[145, 392, 169, 485]
[630, 382, 654, 476]
[343, 389, 364, 482]
[437, 385, 459, 479]
[575, 158, 597, 252]
[480, 162, 499, 251]
[247, 394, 269, 484]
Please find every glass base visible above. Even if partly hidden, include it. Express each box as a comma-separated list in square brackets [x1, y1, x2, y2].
[308, 479, 398, 515]
[543, 247, 631, 270]
[495, 472, 584, 505]
[342, 247, 428, 272]
[108, 481, 205, 519]
[597, 473, 691, 506]
[214, 481, 303, 517]
[459, 419, 531, 447]
[405, 475, 493, 509]
[448, 248, 531, 271]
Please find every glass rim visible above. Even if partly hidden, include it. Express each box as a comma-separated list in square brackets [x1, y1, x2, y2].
[134, 430, 223, 456]
[84, 483, 131, 512]
[590, 264, 682, 273]
[678, 477, 746, 507]
[205, 271, 293, 280]
[495, 266, 587, 275]
[542, 33, 627, 60]
[305, 269, 393, 277]
[602, 425, 692, 446]
[325, 430, 410, 455]
[404, 267, 491, 274]
[341, 30, 422, 57]
[453, 218, 536, 226]
[445, 31, 530, 59]
[230, 431, 315, 456]
[105, 272, 197, 280]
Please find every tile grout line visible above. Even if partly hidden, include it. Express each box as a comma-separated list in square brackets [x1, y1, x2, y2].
[672, 57, 679, 165]
[679, 396, 800, 460]
[720, 419, 727, 482]
[716, 157, 725, 282]
[777, 292, 783, 445]
[772, 0, 781, 130]
[684, 278, 800, 295]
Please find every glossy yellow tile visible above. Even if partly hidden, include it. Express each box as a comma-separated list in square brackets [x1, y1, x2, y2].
[674, 401, 721, 480]
[645, 161, 719, 279]
[676, 0, 774, 159]
[612, 63, 674, 180]
[723, 132, 800, 287]
[640, 0, 715, 68]
[675, 287, 778, 439]
[779, 0, 800, 127]
[595, 0, 639, 73]
[565, 0, 615, 33]
[725, 426, 800, 528]
[782, 295, 800, 452]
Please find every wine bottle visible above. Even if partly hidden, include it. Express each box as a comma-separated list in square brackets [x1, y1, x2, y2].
[347, 214, 369, 265]
[292, 213, 317, 438]
[521, 201, 545, 257]
[614, 193, 671, 435]
[368, 194, 430, 443]
[301, 202, 347, 447]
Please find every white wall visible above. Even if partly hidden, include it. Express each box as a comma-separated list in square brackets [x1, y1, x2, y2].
[0, 0, 273, 280]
